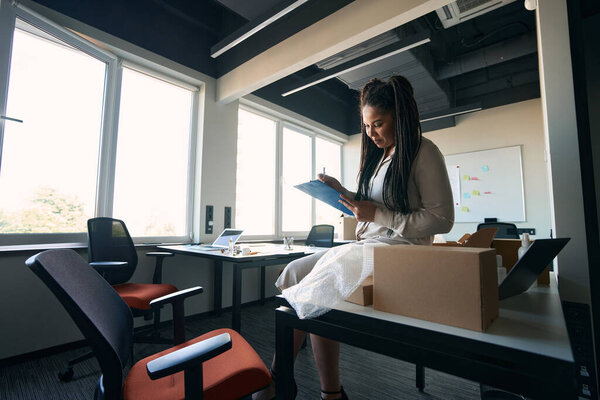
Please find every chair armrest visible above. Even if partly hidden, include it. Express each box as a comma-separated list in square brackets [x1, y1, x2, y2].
[150, 286, 203, 345]
[146, 251, 174, 258]
[149, 286, 204, 309]
[89, 261, 128, 274]
[146, 333, 232, 380]
[145, 252, 174, 284]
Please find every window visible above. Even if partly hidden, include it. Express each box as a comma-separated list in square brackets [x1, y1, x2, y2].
[315, 137, 342, 225]
[235, 106, 344, 239]
[282, 126, 312, 232]
[235, 108, 277, 236]
[0, 20, 106, 236]
[0, 5, 200, 245]
[113, 67, 193, 237]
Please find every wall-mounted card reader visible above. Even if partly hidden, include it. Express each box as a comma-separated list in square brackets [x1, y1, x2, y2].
[205, 205, 213, 234]
[224, 207, 231, 229]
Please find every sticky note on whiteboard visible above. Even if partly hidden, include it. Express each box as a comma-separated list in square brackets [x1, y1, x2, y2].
[482, 165, 489, 172]
[472, 190, 480, 196]
[462, 175, 470, 181]
[464, 193, 471, 199]
[461, 206, 469, 212]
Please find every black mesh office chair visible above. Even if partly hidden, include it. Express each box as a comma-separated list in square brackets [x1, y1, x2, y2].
[305, 224, 335, 247]
[58, 217, 178, 381]
[26, 249, 271, 400]
[477, 222, 519, 239]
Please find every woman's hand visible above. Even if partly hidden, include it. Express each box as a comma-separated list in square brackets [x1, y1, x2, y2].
[339, 194, 376, 222]
[317, 173, 344, 193]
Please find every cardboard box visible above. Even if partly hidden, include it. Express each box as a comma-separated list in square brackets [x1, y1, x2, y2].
[346, 275, 373, 305]
[373, 245, 499, 332]
[337, 216, 357, 240]
[492, 239, 550, 285]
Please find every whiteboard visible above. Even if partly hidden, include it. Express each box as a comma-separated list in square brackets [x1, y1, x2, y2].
[444, 146, 525, 223]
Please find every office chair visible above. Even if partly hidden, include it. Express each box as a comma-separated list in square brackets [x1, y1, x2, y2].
[26, 249, 271, 400]
[477, 222, 519, 239]
[305, 224, 335, 247]
[58, 217, 179, 381]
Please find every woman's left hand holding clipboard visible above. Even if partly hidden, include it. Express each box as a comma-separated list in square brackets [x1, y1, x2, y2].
[339, 194, 376, 222]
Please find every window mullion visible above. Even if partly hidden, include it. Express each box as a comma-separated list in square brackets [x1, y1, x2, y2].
[275, 120, 283, 238]
[0, 3, 16, 174]
[96, 60, 122, 217]
[187, 89, 200, 242]
[311, 134, 316, 226]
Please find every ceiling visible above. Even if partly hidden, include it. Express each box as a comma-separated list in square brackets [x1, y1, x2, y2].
[32, 0, 540, 135]
[213, 0, 539, 134]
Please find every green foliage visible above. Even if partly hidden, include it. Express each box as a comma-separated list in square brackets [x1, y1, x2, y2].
[0, 187, 88, 233]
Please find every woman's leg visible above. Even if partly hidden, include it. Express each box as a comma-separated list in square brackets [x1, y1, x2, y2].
[310, 334, 343, 399]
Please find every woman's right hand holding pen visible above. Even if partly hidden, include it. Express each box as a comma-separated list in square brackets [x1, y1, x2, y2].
[317, 173, 345, 194]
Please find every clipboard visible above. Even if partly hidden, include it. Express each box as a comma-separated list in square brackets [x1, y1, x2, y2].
[294, 180, 353, 215]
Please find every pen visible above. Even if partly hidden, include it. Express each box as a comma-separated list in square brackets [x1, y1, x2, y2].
[323, 167, 326, 175]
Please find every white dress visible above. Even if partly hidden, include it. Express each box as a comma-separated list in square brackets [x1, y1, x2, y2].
[276, 138, 454, 317]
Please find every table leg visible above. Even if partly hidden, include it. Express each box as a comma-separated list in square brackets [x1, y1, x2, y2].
[232, 263, 242, 332]
[214, 260, 223, 317]
[276, 310, 295, 400]
[260, 265, 266, 305]
[416, 364, 425, 391]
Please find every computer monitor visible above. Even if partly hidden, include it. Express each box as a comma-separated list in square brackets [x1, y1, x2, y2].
[498, 238, 570, 300]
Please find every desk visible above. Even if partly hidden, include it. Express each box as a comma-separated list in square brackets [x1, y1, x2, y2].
[158, 244, 323, 332]
[275, 275, 576, 399]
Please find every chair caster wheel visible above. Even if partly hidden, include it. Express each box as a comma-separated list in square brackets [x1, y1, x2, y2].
[58, 367, 74, 382]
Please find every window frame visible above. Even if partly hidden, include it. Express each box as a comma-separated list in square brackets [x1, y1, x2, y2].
[236, 102, 345, 241]
[0, 3, 201, 246]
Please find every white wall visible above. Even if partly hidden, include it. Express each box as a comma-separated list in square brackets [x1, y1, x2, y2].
[342, 99, 552, 242]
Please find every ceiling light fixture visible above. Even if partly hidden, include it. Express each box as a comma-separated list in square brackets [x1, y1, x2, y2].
[211, 0, 309, 58]
[281, 31, 431, 97]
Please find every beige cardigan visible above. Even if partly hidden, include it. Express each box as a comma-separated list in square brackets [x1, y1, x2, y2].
[349, 137, 454, 246]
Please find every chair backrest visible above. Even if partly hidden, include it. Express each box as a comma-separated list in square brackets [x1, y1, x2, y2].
[463, 227, 498, 248]
[305, 224, 335, 247]
[477, 222, 519, 239]
[26, 249, 132, 400]
[88, 217, 138, 285]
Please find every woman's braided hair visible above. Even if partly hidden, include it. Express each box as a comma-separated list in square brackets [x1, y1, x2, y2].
[356, 76, 422, 214]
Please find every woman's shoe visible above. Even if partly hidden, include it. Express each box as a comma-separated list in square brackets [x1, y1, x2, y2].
[321, 386, 348, 400]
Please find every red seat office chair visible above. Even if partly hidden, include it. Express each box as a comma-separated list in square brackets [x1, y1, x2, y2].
[27, 249, 271, 400]
[59, 217, 179, 381]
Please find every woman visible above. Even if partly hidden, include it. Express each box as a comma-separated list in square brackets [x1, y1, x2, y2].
[255, 76, 454, 400]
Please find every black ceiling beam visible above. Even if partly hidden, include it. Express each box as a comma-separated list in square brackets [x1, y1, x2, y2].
[210, 0, 309, 58]
[282, 30, 431, 97]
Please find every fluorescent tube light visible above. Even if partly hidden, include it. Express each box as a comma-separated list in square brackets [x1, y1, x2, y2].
[211, 0, 309, 58]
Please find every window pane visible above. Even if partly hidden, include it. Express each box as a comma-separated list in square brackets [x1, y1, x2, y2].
[0, 21, 105, 233]
[113, 68, 192, 237]
[315, 137, 342, 226]
[282, 127, 311, 232]
[235, 109, 276, 235]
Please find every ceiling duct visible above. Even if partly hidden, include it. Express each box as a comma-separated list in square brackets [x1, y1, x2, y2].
[436, 0, 517, 28]
[437, 33, 537, 80]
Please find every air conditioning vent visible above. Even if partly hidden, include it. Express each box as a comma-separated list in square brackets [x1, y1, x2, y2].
[435, 0, 517, 28]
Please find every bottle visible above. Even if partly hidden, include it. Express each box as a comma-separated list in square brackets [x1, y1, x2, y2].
[517, 233, 531, 259]
[228, 238, 234, 255]
[496, 254, 507, 284]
